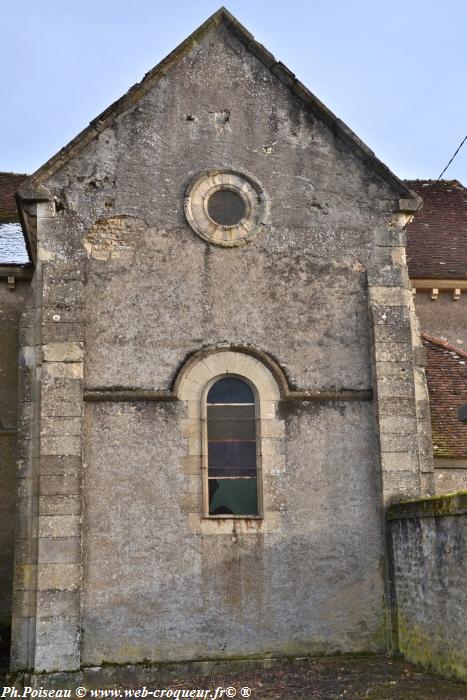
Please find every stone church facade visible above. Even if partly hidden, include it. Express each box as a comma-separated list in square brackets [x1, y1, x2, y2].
[2, 7, 443, 681]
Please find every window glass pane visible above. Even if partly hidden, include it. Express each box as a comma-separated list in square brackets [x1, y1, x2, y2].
[208, 441, 256, 469]
[207, 189, 246, 227]
[209, 478, 258, 516]
[208, 418, 256, 441]
[207, 404, 255, 421]
[207, 377, 254, 404]
[206, 376, 259, 517]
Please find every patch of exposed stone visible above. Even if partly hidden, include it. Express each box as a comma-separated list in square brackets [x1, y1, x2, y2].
[83, 216, 146, 260]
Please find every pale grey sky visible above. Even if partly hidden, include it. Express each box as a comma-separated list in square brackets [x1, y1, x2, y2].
[1, 0, 466, 182]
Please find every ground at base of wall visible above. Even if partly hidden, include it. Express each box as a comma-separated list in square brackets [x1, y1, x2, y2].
[5, 657, 467, 699]
[135, 658, 465, 700]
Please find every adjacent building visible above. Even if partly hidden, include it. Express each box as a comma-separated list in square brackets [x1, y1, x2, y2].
[0, 172, 32, 665]
[406, 180, 467, 492]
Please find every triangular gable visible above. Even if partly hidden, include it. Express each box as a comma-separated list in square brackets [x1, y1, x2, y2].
[17, 6, 420, 261]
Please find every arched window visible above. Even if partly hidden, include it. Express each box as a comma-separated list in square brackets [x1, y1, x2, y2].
[205, 376, 259, 517]
[177, 349, 283, 532]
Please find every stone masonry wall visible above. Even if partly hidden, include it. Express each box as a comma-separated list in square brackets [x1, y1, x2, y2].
[433, 461, 467, 495]
[10, 203, 84, 673]
[414, 293, 467, 348]
[387, 493, 467, 681]
[11, 16, 432, 673]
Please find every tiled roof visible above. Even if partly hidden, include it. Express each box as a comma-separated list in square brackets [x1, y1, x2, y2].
[405, 180, 467, 280]
[0, 171, 28, 223]
[422, 333, 467, 459]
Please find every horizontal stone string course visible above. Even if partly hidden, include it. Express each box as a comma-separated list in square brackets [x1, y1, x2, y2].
[82, 388, 373, 401]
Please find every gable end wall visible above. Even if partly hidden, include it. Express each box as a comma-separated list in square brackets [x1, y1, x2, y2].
[11, 22, 433, 673]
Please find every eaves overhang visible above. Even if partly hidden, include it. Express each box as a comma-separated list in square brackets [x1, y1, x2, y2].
[15, 185, 50, 266]
[410, 278, 467, 302]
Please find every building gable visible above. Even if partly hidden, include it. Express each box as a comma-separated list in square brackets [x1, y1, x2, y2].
[17, 8, 419, 261]
[6, 7, 437, 679]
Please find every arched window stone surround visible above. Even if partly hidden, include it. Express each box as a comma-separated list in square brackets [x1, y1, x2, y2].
[177, 348, 285, 534]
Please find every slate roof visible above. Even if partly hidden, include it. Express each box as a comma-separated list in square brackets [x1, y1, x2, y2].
[405, 179, 467, 280]
[0, 172, 30, 265]
[0, 222, 30, 265]
[422, 333, 467, 459]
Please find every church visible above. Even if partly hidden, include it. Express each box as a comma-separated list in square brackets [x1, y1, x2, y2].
[0, 7, 465, 688]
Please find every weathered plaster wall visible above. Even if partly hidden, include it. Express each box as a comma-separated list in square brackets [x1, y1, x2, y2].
[0, 279, 30, 648]
[387, 493, 467, 681]
[434, 460, 467, 495]
[83, 224, 371, 391]
[81, 400, 385, 664]
[46, 23, 396, 395]
[413, 293, 467, 347]
[12, 18, 431, 673]
[72, 27, 393, 662]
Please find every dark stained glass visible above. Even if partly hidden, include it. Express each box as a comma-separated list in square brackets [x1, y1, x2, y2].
[208, 441, 256, 469]
[207, 189, 246, 227]
[207, 404, 255, 421]
[208, 478, 258, 516]
[207, 376, 258, 516]
[208, 418, 256, 441]
[207, 377, 254, 404]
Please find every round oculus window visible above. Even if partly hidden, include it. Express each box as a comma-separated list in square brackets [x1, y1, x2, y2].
[184, 170, 268, 247]
[207, 189, 246, 227]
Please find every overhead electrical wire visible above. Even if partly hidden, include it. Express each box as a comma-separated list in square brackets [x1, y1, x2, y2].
[404, 134, 467, 226]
